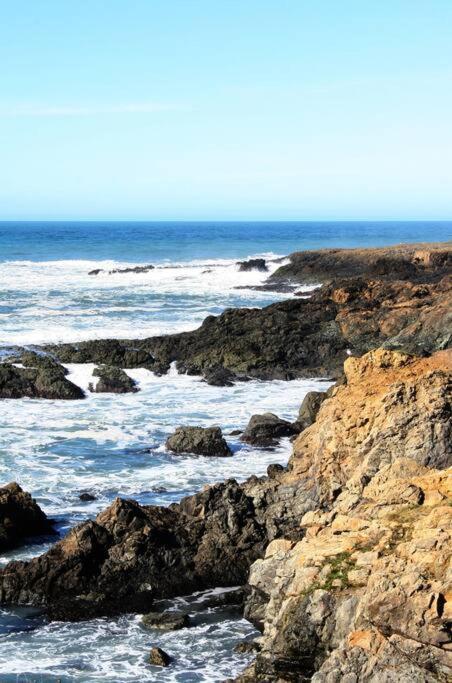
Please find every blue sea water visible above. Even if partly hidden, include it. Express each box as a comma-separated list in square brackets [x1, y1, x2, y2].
[0, 221, 450, 681]
[0, 220, 450, 262]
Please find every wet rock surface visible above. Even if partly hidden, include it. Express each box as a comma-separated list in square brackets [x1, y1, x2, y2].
[89, 365, 139, 394]
[166, 426, 233, 457]
[202, 364, 237, 386]
[0, 483, 54, 551]
[240, 413, 299, 446]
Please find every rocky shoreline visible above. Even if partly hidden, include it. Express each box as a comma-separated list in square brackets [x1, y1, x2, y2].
[0, 242, 451, 680]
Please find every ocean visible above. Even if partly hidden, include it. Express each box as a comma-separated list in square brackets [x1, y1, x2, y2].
[0, 221, 450, 681]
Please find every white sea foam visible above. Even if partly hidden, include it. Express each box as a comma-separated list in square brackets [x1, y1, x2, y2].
[0, 253, 309, 346]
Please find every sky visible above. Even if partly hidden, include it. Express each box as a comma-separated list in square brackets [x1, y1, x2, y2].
[0, 0, 451, 220]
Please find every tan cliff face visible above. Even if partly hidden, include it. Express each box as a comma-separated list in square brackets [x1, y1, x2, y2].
[239, 349, 452, 682]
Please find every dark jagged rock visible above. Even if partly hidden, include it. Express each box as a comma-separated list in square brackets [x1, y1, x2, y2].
[237, 259, 268, 272]
[0, 483, 54, 551]
[269, 242, 452, 285]
[0, 480, 271, 620]
[296, 391, 327, 431]
[202, 365, 236, 386]
[88, 365, 139, 394]
[166, 426, 232, 457]
[0, 364, 84, 400]
[88, 268, 104, 275]
[149, 647, 172, 667]
[240, 413, 299, 447]
[142, 611, 190, 631]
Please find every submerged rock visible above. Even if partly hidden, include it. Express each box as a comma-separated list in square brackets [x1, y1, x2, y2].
[237, 259, 268, 272]
[240, 413, 299, 446]
[142, 611, 190, 631]
[89, 365, 139, 394]
[0, 483, 54, 551]
[149, 647, 172, 667]
[166, 426, 232, 457]
[0, 364, 84, 400]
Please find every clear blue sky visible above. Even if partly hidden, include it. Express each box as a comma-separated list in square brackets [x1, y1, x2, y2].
[1, 1, 451, 220]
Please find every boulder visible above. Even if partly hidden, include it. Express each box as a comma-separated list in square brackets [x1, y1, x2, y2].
[296, 391, 327, 431]
[237, 259, 268, 272]
[0, 483, 54, 551]
[240, 413, 299, 446]
[79, 492, 96, 502]
[142, 611, 190, 631]
[0, 364, 84, 400]
[89, 365, 139, 394]
[149, 647, 171, 667]
[166, 426, 232, 457]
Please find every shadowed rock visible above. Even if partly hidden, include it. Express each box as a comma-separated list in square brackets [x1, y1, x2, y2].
[166, 426, 232, 457]
[0, 483, 54, 551]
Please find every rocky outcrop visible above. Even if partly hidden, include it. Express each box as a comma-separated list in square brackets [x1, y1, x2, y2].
[0, 349, 450, 683]
[42, 274, 452, 382]
[88, 365, 138, 394]
[269, 242, 452, 285]
[237, 259, 268, 272]
[238, 349, 452, 681]
[0, 483, 54, 551]
[166, 426, 232, 457]
[0, 363, 84, 400]
[240, 413, 299, 446]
